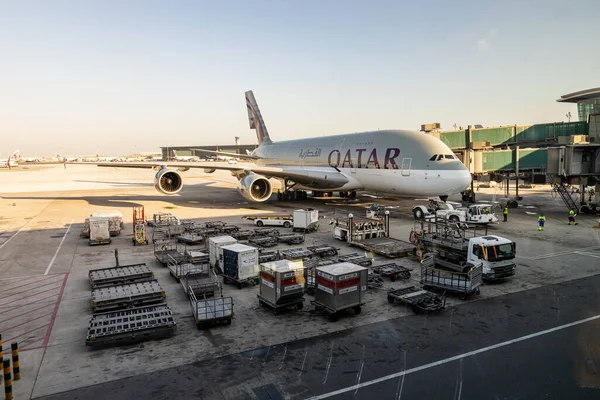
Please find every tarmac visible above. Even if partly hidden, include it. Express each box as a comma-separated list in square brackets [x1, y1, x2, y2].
[0, 164, 599, 399]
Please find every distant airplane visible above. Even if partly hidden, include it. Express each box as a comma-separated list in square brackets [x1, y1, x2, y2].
[171, 150, 199, 162]
[0, 150, 21, 168]
[97, 90, 472, 202]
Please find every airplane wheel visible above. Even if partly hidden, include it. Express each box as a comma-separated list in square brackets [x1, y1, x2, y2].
[350, 191, 356, 198]
[340, 191, 346, 198]
[327, 192, 333, 197]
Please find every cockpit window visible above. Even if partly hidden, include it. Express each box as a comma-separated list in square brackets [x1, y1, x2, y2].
[445, 154, 455, 159]
[429, 155, 437, 161]
[437, 154, 444, 161]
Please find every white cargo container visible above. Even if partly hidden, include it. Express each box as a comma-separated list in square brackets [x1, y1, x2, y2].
[293, 209, 319, 232]
[314, 262, 367, 315]
[208, 236, 237, 267]
[222, 243, 260, 282]
[259, 260, 305, 305]
[89, 216, 111, 246]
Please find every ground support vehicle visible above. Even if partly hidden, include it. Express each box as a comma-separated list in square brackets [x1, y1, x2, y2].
[177, 233, 204, 245]
[248, 236, 278, 248]
[89, 263, 153, 288]
[189, 291, 233, 329]
[132, 207, 148, 245]
[86, 304, 176, 347]
[277, 233, 305, 245]
[254, 227, 281, 237]
[337, 253, 372, 267]
[412, 201, 498, 224]
[91, 280, 165, 313]
[420, 255, 482, 300]
[412, 219, 516, 281]
[243, 215, 293, 228]
[371, 263, 412, 282]
[307, 245, 338, 258]
[387, 286, 446, 314]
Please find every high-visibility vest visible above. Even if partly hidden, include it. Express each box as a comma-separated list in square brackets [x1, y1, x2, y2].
[569, 210, 574, 216]
[538, 216, 546, 222]
[503, 208, 508, 215]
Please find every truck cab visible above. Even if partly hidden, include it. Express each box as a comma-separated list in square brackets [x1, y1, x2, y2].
[468, 235, 516, 280]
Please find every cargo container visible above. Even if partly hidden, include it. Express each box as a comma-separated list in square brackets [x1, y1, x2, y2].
[293, 209, 319, 232]
[312, 263, 367, 321]
[258, 260, 305, 313]
[89, 216, 111, 246]
[221, 243, 260, 288]
[208, 235, 237, 268]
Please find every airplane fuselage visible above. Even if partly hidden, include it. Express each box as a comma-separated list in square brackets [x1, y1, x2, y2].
[252, 130, 471, 196]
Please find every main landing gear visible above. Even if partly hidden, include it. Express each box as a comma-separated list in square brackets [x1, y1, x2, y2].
[339, 191, 357, 198]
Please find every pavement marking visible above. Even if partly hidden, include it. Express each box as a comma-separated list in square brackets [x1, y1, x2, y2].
[44, 219, 73, 275]
[0, 217, 35, 250]
[308, 313, 600, 399]
[574, 251, 600, 259]
[519, 246, 600, 260]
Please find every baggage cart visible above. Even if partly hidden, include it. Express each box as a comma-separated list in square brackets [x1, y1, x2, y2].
[220, 225, 240, 234]
[89, 263, 153, 288]
[232, 230, 255, 240]
[248, 236, 278, 248]
[279, 248, 313, 260]
[86, 304, 176, 347]
[258, 250, 278, 263]
[307, 245, 339, 258]
[185, 249, 209, 264]
[180, 264, 221, 298]
[387, 286, 446, 314]
[277, 233, 305, 245]
[337, 253, 372, 267]
[371, 263, 412, 282]
[312, 263, 367, 321]
[221, 244, 260, 289]
[253, 227, 281, 237]
[89, 216, 111, 246]
[91, 280, 165, 313]
[420, 256, 482, 300]
[258, 294, 304, 315]
[154, 242, 187, 266]
[189, 291, 233, 329]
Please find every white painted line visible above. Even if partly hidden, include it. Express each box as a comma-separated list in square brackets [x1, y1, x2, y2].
[0, 218, 35, 250]
[309, 314, 600, 399]
[523, 246, 600, 260]
[44, 219, 73, 275]
[574, 251, 600, 259]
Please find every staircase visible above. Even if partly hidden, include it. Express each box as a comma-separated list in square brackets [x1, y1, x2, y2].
[547, 174, 579, 213]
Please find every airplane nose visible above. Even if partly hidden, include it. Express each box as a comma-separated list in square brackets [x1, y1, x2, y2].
[457, 168, 472, 191]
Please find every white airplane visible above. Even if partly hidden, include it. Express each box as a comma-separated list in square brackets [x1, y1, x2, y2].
[97, 91, 472, 202]
[171, 150, 199, 162]
[0, 150, 21, 168]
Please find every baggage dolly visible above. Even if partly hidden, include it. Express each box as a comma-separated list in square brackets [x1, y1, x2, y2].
[257, 294, 304, 315]
[387, 286, 446, 314]
[310, 300, 364, 322]
[372, 263, 412, 282]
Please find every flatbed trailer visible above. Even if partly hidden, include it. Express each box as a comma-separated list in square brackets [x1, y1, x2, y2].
[350, 237, 416, 258]
[277, 233, 305, 245]
[387, 286, 446, 314]
[420, 256, 482, 300]
[248, 236, 278, 248]
[189, 291, 233, 329]
[311, 300, 363, 322]
[371, 262, 412, 282]
[177, 233, 204, 245]
[307, 245, 339, 258]
[89, 263, 154, 288]
[232, 230, 255, 240]
[279, 248, 314, 260]
[185, 249, 209, 264]
[253, 227, 281, 237]
[258, 294, 304, 315]
[91, 280, 166, 313]
[337, 253, 372, 267]
[86, 304, 176, 347]
[166, 256, 196, 281]
[258, 250, 278, 263]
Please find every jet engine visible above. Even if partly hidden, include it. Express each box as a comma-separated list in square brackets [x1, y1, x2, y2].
[237, 174, 272, 202]
[154, 169, 183, 195]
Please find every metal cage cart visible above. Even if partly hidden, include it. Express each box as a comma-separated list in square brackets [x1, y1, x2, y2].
[371, 263, 412, 282]
[257, 260, 306, 314]
[189, 291, 233, 329]
[420, 255, 482, 300]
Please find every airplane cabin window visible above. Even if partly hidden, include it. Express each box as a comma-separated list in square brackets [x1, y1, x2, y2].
[430, 155, 437, 161]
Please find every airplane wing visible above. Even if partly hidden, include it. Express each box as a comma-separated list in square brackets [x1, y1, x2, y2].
[190, 149, 261, 160]
[95, 161, 348, 189]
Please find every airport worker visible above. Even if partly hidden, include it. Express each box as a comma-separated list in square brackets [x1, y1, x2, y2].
[568, 209, 577, 225]
[538, 213, 546, 231]
[503, 206, 508, 222]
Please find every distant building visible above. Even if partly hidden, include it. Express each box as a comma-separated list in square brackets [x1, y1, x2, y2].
[557, 87, 600, 122]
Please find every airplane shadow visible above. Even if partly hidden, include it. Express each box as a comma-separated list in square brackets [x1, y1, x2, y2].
[74, 180, 154, 187]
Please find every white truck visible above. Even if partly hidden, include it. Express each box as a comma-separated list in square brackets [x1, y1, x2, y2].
[243, 215, 293, 228]
[412, 201, 498, 224]
[412, 220, 516, 281]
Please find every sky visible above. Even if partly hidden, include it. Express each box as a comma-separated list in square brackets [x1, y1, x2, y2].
[0, 0, 598, 156]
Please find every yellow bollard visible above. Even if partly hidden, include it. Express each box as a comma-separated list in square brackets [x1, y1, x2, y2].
[3, 359, 12, 400]
[10, 344, 19, 381]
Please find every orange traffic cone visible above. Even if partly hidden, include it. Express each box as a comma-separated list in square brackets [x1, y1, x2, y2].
[12, 202, 16, 206]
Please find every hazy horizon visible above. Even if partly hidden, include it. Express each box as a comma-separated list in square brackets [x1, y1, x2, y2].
[1, 0, 596, 157]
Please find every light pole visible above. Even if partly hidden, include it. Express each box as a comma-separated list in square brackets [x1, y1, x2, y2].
[566, 111, 572, 123]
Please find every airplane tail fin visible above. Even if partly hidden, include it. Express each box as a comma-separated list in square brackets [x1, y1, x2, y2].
[245, 91, 272, 145]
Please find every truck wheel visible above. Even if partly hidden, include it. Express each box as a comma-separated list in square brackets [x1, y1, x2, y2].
[449, 215, 459, 222]
[256, 220, 264, 227]
[353, 306, 362, 315]
[283, 221, 291, 228]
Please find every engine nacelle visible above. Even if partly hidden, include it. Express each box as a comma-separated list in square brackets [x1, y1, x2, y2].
[237, 174, 272, 202]
[154, 169, 183, 195]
